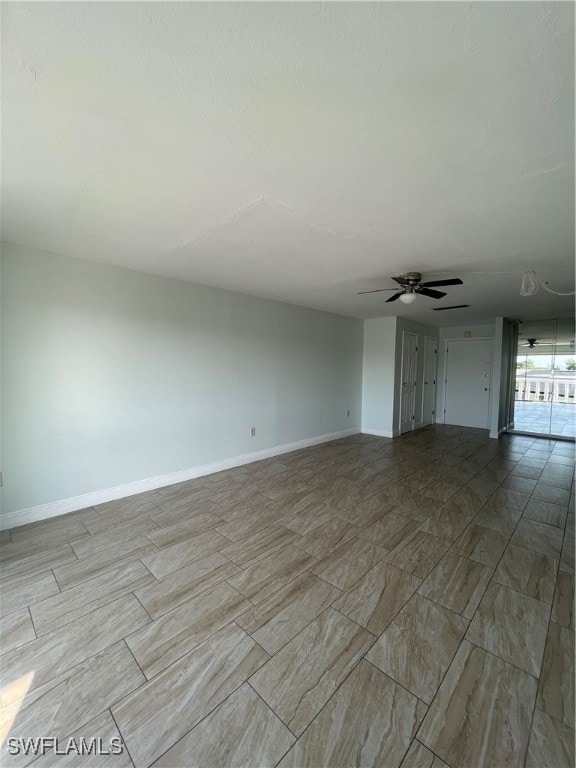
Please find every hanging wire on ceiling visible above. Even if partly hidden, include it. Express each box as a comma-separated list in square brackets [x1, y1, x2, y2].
[520, 270, 575, 296]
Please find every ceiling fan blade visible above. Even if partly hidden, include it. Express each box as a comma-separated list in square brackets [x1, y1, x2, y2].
[417, 287, 447, 299]
[419, 278, 463, 288]
[386, 292, 404, 303]
[358, 288, 398, 295]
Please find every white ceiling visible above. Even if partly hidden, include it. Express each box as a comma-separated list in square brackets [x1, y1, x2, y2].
[2, 2, 574, 325]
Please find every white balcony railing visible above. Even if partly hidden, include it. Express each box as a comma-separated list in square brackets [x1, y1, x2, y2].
[515, 375, 576, 403]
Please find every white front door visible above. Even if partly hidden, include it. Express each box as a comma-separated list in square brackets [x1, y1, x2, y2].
[400, 332, 418, 434]
[444, 338, 493, 428]
[421, 336, 437, 426]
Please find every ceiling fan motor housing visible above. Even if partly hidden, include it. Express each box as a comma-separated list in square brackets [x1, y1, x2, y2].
[397, 272, 422, 286]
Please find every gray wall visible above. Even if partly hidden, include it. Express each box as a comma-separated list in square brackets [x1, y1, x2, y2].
[1, 243, 364, 519]
[361, 317, 397, 436]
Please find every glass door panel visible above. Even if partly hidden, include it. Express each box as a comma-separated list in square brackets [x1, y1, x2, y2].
[513, 318, 575, 439]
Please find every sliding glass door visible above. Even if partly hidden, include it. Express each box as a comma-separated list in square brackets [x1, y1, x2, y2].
[513, 318, 575, 439]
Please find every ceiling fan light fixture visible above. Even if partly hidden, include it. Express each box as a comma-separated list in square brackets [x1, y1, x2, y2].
[399, 292, 418, 304]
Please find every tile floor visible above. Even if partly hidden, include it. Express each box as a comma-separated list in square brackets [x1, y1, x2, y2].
[513, 401, 576, 439]
[0, 425, 574, 768]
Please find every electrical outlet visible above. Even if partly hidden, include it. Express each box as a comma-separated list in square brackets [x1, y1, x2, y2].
[250, 427, 256, 437]
[346, 410, 350, 418]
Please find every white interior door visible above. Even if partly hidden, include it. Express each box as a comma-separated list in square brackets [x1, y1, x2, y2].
[421, 336, 437, 426]
[444, 338, 493, 428]
[400, 332, 418, 434]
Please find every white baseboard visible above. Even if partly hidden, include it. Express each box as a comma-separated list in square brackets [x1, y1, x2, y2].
[361, 428, 396, 439]
[1, 428, 360, 531]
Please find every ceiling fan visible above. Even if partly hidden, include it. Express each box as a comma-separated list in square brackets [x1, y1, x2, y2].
[358, 272, 463, 304]
[520, 338, 554, 348]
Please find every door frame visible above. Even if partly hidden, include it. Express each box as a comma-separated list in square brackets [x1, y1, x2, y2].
[421, 336, 438, 427]
[399, 331, 418, 434]
[442, 337, 494, 427]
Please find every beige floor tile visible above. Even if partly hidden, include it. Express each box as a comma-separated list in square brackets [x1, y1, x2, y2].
[312, 537, 386, 591]
[532, 483, 571, 507]
[235, 572, 342, 654]
[151, 684, 294, 768]
[366, 594, 467, 704]
[295, 518, 359, 559]
[329, 483, 377, 512]
[0, 571, 60, 618]
[0, 609, 36, 655]
[400, 740, 450, 768]
[30, 560, 154, 636]
[510, 464, 543, 480]
[210, 486, 262, 508]
[466, 582, 550, 676]
[511, 519, 564, 560]
[451, 523, 509, 567]
[113, 624, 268, 768]
[135, 552, 241, 619]
[334, 560, 421, 635]
[220, 525, 299, 567]
[156, 481, 210, 501]
[472, 504, 522, 535]
[262, 489, 324, 517]
[9, 518, 89, 548]
[417, 640, 538, 768]
[1, 595, 150, 707]
[501, 475, 538, 493]
[0, 544, 77, 584]
[141, 529, 230, 578]
[227, 544, 317, 604]
[0, 536, 68, 565]
[417, 507, 473, 542]
[87, 503, 163, 534]
[126, 581, 250, 678]
[2, 430, 572, 768]
[418, 552, 492, 619]
[526, 708, 575, 768]
[145, 511, 222, 548]
[250, 608, 373, 735]
[540, 470, 573, 489]
[95, 492, 163, 518]
[392, 496, 440, 523]
[422, 479, 460, 503]
[71, 519, 158, 559]
[334, 496, 396, 528]
[552, 570, 575, 629]
[282, 504, 340, 535]
[53, 536, 158, 589]
[537, 622, 575, 727]
[358, 513, 419, 550]
[150, 499, 221, 528]
[215, 507, 288, 542]
[30, 710, 133, 768]
[211, 493, 274, 522]
[278, 661, 426, 768]
[441, 489, 486, 517]
[494, 544, 557, 604]
[385, 530, 450, 579]
[236, 572, 340, 654]
[1, 643, 145, 768]
[489, 488, 530, 511]
[559, 535, 575, 574]
[524, 499, 568, 529]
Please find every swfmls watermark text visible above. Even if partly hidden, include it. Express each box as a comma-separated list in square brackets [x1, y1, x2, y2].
[7, 737, 124, 757]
